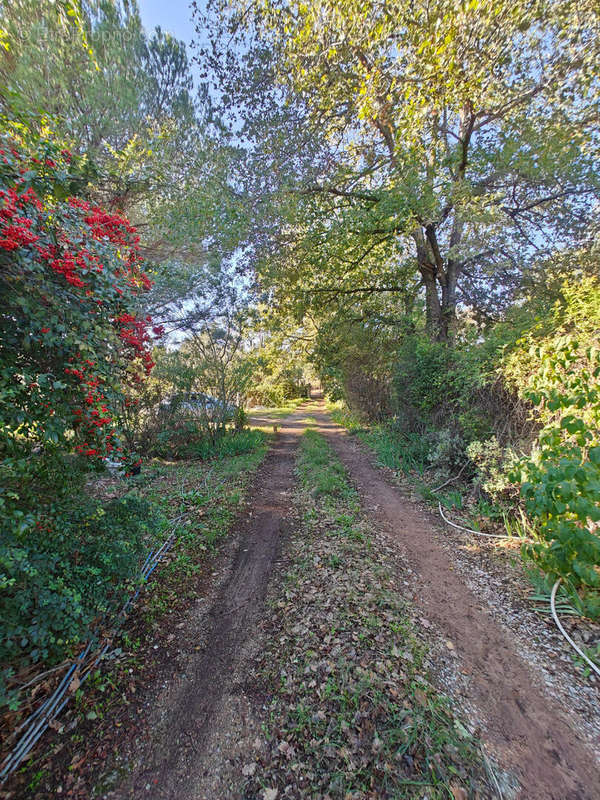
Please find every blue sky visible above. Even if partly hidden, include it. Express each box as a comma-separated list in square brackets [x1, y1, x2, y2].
[138, 0, 197, 47]
[138, 0, 209, 90]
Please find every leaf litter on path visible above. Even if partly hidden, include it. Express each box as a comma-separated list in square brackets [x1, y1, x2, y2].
[242, 431, 491, 799]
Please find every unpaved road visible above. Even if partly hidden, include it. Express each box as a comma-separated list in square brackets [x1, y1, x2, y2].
[111, 406, 310, 799]
[312, 405, 599, 800]
[108, 402, 599, 800]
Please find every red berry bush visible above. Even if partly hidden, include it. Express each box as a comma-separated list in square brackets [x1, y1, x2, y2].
[0, 135, 154, 468]
[0, 126, 162, 707]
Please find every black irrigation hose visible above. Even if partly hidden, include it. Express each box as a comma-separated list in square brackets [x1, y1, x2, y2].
[0, 513, 187, 783]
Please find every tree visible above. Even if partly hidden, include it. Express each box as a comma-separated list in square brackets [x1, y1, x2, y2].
[1, 1, 195, 181]
[2, 2, 238, 257]
[242, 317, 311, 405]
[198, 0, 600, 339]
[187, 318, 251, 430]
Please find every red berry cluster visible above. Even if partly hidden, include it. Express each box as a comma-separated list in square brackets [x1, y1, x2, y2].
[64, 355, 121, 460]
[116, 312, 155, 374]
[68, 197, 153, 294]
[1, 136, 162, 469]
[0, 186, 42, 250]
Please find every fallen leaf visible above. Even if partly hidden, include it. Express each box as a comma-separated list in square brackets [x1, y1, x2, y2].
[241, 762, 257, 777]
[450, 784, 468, 800]
[278, 740, 292, 758]
[414, 689, 428, 706]
[263, 789, 278, 800]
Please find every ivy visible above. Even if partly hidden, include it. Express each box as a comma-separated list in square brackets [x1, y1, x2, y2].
[508, 280, 600, 618]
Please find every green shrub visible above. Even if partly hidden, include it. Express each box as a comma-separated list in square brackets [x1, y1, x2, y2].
[426, 428, 466, 475]
[363, 426, 431, 475]
[327, 401, 367, 434]
[467, 437, 520, 505]
[0, 127, 164, 707]
[233, 405, 248, 429]
[248, 381, 285, 406]
[151, 417, 202, 459]
[505, 278, 600, 617]
[0, 493, 165, 707]
[519, 439, 600, 618]
[393, 333, 483, 426]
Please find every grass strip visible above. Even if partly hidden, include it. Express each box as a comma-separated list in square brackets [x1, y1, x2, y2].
[244, 429, 489, 799]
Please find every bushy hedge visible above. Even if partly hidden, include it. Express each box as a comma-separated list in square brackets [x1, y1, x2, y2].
[1, 493, 165, 708]
[0, 123, 161, 704]
[388, 332, 495, 476]
[505, 278, 600, 617]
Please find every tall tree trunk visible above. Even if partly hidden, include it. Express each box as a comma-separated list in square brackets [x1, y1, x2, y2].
[434, 101, 473, 340]
[439, 266, 457, 341]
[413, 227, 457, 341]
[423, 267, 443, 335]
[413, 228, 440, 335]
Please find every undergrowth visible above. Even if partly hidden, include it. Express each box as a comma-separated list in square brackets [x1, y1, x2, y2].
[361, 427, 432, 477]
[328, 401, 432, 477]
[3, 434, 270, 798]
[0, 493, 167, 710]
[329, 402, 525, 535]
[151, 425, 266, 461]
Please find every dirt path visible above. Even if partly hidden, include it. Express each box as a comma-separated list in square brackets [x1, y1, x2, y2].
[109, 407, 310, 799]
[105, 402, 599, 800]
[312, 403, 600, 800]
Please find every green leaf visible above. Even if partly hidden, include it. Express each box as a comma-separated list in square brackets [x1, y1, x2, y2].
[589, 447, 600, 465]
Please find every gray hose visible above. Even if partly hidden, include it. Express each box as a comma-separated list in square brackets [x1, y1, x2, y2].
[551, 579, 600, 679]
[438, 502, 533, 541]
[438, 504, 600, 679]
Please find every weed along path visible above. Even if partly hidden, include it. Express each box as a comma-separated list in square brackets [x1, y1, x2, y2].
[310, 402, 600, 800]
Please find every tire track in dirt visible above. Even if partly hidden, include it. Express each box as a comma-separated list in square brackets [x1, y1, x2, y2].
[110, 408, 309, 800]
[314, 404, 600, 800]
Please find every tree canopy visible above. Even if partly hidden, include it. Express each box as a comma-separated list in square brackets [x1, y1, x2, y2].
[198, 0, 600, 338]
